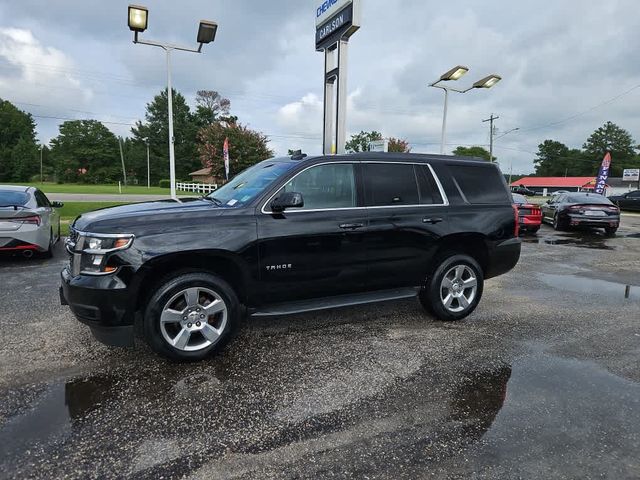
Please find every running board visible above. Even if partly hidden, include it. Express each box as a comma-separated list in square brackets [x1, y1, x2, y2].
[249, 287, 420, 318]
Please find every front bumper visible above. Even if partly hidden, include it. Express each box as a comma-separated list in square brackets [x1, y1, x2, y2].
[60, 268, 134, 347]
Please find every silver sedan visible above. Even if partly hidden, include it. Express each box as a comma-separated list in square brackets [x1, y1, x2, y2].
[0, 185, 63, 258]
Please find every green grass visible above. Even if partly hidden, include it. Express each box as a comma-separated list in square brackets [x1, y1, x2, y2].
[1, 182, 179, 195]
[58, 201, 128, 236]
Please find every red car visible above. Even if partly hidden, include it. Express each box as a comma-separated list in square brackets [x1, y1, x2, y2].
[512, 193, 542, 234]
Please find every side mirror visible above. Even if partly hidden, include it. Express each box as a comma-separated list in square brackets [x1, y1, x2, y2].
[51, 201, 64, 208]
[271, 192, 303, 212]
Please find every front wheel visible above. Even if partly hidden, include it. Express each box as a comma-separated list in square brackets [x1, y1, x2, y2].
[419, 254, 484, 321]
[552, 213, 565, 231]
[143, 272, 239, 361]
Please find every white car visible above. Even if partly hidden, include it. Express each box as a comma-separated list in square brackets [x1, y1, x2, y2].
[0, 185, 63, 258]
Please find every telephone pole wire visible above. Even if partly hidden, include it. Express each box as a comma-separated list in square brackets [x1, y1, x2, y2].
[482, 114, 499, 162]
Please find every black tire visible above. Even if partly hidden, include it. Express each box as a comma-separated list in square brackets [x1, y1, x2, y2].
[143, 272, 240, 361]
[419, 253, 484, 321]
[604, 226, 617, 236]
[529, 226, 540, 234]
[552, 213, 565, 231]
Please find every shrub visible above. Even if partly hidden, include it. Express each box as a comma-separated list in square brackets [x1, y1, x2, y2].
[158, 179, 171, 188]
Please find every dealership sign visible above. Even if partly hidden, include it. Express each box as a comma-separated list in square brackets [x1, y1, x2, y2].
[623, 168, 639, 182]
[315, 0, 360, 50]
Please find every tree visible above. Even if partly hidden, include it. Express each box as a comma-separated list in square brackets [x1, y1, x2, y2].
[49, 120, 120, 183]
[131, 88, 199, 182]
[0, 99, 39, 182]
[345, 131, 383, 153]
[388, 137, 411, 153]
[198, 122, 273, 180]
[583, 121, 638, 176]
[453, 146, 492, 161]
[194, 90, 231, 127]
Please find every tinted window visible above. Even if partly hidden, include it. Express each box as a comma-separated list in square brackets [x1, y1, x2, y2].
[566, 194, 612, 204]
[34, 190, 50, 208]
[415, 165, 444, 204]
[628, 191, 640, 198]
[0, 191, 30, 206]
[281, 163, 356, 210]
[364, 163, 419, 206]
[448, 165, 510, 204]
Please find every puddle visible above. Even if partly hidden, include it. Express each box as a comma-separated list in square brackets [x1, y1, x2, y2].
[521, 234, 615, 250]
[537, 273, 637, 300]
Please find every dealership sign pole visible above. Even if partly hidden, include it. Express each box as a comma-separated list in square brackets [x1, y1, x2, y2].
[316, 0, 360, 155]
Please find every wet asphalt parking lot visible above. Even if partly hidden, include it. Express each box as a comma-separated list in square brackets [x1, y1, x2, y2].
[1, 215, 639, 479]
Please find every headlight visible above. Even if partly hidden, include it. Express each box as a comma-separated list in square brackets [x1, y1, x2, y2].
[67, 231, 134, 275]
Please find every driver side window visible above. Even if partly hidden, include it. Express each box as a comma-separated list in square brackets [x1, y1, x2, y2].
[281, 163, 356, 210]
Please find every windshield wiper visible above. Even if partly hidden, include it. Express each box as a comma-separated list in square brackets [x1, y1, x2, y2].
[203, 196, 223, 206]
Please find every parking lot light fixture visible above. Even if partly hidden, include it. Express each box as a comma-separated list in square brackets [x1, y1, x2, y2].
[429, 68, 502, 154]
[473, 74, 502, 89]
[128, 5, 148, 33]
[439, 65, 469, 82]
[197, 21, 218, 45]
[127, 6, 217, 200]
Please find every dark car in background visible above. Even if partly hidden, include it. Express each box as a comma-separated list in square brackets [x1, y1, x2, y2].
[511, 185, 536, 196]
[541, 192, 620, 235]
[512, 193, 542, 234]
[608, 190, 640, 211]
[60, 152, 521, 361]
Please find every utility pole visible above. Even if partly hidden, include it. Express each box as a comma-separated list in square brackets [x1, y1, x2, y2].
[482, 114, 499, 162]
[118, 137, 127, 187]
[40, 145, 43, 184]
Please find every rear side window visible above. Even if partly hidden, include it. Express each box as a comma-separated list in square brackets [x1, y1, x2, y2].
[415, 165, 444, 204]
[448, 165, 510, 204]
[364, 163, 419, 206]
[34, 190, 50, 208]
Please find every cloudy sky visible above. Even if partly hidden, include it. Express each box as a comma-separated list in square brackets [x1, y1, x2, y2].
[1, 0, 639, 173]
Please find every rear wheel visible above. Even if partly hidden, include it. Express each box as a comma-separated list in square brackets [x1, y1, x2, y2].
[143, 272, 239, 361]
[604, 226, 617, 236]
[552, 213, 565, 231]
[419, 253, 484, 321]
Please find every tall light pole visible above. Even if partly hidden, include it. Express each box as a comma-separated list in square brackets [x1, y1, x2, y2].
[429, 67, 501, 155]
[127, 5, 218, 200]
[40, 145, 43, 184]
[146, 141, 150, 189]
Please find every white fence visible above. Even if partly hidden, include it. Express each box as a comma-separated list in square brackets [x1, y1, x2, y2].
[176, 182, 218, 194]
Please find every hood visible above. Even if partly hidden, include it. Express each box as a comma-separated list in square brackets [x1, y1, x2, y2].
[72, 198, 222, 233]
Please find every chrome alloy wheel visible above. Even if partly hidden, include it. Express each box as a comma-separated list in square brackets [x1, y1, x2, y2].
[159, 287, 228, 352]
[440, 265, 478, 313]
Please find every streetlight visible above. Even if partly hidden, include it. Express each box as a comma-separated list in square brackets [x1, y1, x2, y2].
[127, 5, 218, 200]
[429, 66, 501, 154]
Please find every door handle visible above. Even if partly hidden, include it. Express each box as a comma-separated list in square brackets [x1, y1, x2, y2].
[422, 217, 443, 224]
[339, 223, 364, 230]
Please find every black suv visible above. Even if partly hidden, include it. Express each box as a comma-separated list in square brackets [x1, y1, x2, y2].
[60, 153, 520, 360]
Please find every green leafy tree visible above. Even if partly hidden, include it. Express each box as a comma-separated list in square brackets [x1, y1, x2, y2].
[0, 99, 39, 182]
[131, 88, 199, 182]
[533, 140, 570, 176]
[453, 146, 492, 161]
[388, 137, 411, 153]
[198, 122, 273, 180]
[49, 120, 120, 183]
[345, 131, 383, 153]
[582, 121, 638, 176]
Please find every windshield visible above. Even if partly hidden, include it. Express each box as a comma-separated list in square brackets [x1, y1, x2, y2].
[566, 194, 612, 204]
[0, 191, 30, 207]
[205, 160, 296, 207]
